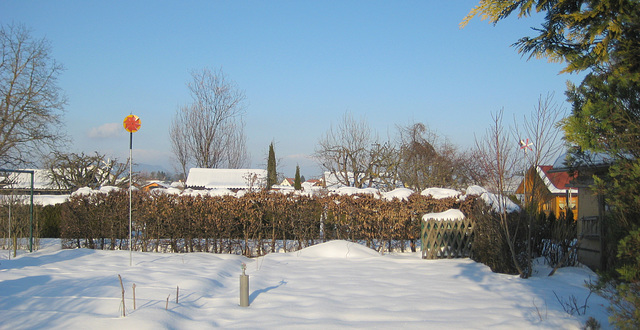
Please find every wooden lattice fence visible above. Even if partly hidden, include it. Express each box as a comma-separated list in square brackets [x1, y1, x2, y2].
[421, 219, 474, 259]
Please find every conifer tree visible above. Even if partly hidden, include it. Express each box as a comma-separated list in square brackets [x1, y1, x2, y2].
[464, 1, 640, 324]
[294, 165, 302, 190]
[266, 142, 277, 189]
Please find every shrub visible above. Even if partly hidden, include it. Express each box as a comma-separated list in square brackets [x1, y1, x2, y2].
[38, 204, 62, 238]
[469, 200, 525, 275]
[607, 228, 640, 329]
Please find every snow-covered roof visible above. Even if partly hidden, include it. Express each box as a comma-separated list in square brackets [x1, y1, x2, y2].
[323, 171, 357, 188]
[0, 169, 57, 190]
[185, 168, 267, 190]
[536, 165, 578, 195]
[0, 194, 69, 205]
[551, 151, 615, 171]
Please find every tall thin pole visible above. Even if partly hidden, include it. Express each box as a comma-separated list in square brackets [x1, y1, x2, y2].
[129, 131, 133, 266]
[8, 202, 11, 260]
[123, 114, 140, 266]
[29, 171, 34, 252]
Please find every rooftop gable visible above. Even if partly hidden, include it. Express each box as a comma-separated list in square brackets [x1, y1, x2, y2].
[536, 165, 578, 194]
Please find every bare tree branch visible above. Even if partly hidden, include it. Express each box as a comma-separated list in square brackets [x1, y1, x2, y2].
[170, 68, 248, 171]
[0, 23, 67, 168]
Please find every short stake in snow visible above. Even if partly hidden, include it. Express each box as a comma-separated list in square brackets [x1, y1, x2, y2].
[239, 262, 249, 307]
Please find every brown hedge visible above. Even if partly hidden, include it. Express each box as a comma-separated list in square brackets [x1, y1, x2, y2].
[59, 189, 486, 257]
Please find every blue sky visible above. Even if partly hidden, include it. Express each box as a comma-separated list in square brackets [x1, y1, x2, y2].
[1, 1, 583, 179]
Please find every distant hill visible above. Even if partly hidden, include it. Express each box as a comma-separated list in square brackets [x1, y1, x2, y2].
[133, 163, 171, 175]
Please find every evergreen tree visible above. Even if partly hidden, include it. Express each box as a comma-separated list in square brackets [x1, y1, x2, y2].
[266, 142, 277, 189]
[294, 165, 302, 190]
[464, 1, 640, 324]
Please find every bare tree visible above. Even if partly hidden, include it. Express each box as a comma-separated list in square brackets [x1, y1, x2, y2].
[170, 111, 191, 180]
[514, 93, 567, 277]
[514, 93, 566, 207]
[0, 24, 66, 168]
[396, 123, 439, 190]
[170, 68, 249, 171]
[367, 141, 402, 190]
[397, 122, 478, 190]
[475, 109, 526, 277]
[44, 151, 129, 190]
[518, 94, 565, 165]
[315, 112, 380, 188]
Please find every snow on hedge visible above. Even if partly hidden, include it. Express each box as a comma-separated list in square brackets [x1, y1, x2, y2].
[422, 209, 465, 222]
[420, 187, 461, 199]
[381, 187, 414, 201]
[464, 185, 520, 213]
[36, 183, 520, 214]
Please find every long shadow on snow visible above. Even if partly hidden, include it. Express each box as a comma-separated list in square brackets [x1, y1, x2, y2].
[250, 279, 287, 304]
[452, 259, 604, 325]
[0, 248, 97, 271]
[0, 273, 124, 329]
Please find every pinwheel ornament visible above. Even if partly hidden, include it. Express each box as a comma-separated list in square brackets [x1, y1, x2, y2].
[123, 114, 141, 133]
[519, 138, 533, 152]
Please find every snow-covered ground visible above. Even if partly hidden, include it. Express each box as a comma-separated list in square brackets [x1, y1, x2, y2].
[1, 240, 610, 329]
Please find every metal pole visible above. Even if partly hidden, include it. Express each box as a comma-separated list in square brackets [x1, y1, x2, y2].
[8, 203, 11, 260]
[129, 132, 133, 266]
[0, 169, 35, 253]
[29, 171, 34, 252]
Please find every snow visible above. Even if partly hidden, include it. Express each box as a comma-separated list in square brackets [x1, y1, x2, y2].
[381, 187, 414, 201]
[72, 186, 122, 196]
[0, 239, 610, 329]
[464, 185, 521, 213]
[291, 240, 382, 258]
[185, 168, 267, 190]
[331, 186, 380, 197]
[479, 190, 521, 213]
[0, 194, 69, 206]
[420, 187, 461, 199]
[1, 169, 55, 190]
[423, 209, 465, 221]
[465, 185, 487, 196]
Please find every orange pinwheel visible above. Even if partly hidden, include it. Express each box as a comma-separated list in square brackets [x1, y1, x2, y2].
[123, 115, 141, 133]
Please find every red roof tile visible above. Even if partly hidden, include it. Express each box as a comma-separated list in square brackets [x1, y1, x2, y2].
[538, 165, 576, 190]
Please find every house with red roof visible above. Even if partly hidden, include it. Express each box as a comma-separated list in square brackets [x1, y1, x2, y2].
[280, 178, 295, 187]
[516, 165, 578, 217]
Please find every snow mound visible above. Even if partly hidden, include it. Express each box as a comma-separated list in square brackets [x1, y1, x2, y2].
[423, 209, 465, 221]
[70, 187, 94, 196]
[164, 187, 183, 195]
[382, 188, 414, 201]
[208, 188, 235, 197]
[98, 186, 121, 194]
[332, 187, 380, 197]
[293, 240, 380, 258]
[480, 192, 520, 213]
[465, 185, 487, 196]
[421, 187, 460, 199]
